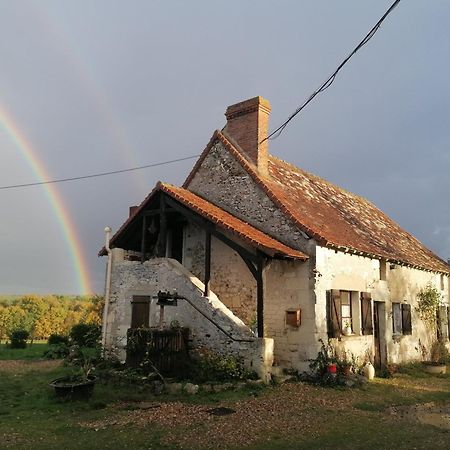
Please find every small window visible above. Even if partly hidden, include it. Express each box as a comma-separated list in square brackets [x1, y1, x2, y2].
[379, 259, 387, 281]
[327, 290, 355, 337]
[440, 274, 445, 291]
[341, 291, 352, 333]
[392, 303, 412, 335]
[131, 296, 150, 328]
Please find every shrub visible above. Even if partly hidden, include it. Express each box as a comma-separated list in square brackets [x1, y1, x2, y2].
[430, 340, 449, 364]
[48, 334, 69, 346]
[43, 343, 69, 359]
[69, 323, 101, 348]
[190, 349, 255, 382]
[9, 329, 30, 349]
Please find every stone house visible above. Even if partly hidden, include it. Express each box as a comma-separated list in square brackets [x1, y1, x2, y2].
[100, 96, 450, 379]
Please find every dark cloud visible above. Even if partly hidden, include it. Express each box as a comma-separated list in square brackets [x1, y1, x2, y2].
[0, 0, 449, 294]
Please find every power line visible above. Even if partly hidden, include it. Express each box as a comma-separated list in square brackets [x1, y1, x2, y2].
[0, 155, 200, 191]
[262, 0, 402, 143]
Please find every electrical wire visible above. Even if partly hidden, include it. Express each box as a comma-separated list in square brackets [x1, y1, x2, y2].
[0, 154, 200, 191]
[261, 0, 402, 143]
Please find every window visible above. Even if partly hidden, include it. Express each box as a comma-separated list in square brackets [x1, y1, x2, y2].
[131, 295, 150, 328]
[392, 303, 412, 335]
[440, 274, 445, 291]
[327, 290, 373, 337]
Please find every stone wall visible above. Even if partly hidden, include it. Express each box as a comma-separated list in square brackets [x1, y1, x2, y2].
[183, 222, 257, 326]
[104, 254, 273, 381]
[315, 246, 450, 366]
[187, 140, 314, 254]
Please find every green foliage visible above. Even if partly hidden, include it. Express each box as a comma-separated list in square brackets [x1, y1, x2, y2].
[48, 334, 69, 346]
[308, 339, 337, 376]
[430, 340, 449, 364]
[0, 295, 103, 341]
[416, 283, 441, 326]
[43, 343, 70, 359]
[190, 349, 256, 382]
[9, 329, 30, 349]
[69, 323, 101, 348]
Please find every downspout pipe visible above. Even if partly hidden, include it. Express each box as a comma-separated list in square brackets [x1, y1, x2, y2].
[101, 226, 112, 350]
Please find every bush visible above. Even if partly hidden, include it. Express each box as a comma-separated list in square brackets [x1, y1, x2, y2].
[190, 350, 256, 382]
[43, 343, 69, 359]
[48, 334, 69, 346]
[69, 323, 101, 348]
[9, 329, 30, 349]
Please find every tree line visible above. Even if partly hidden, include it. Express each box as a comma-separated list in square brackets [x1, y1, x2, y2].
[0, 295, 103, 342]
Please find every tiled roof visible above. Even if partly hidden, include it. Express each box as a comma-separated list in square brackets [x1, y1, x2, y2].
[266, 156, 449, 273]
[160, 183, 307, 260]
[99, 181, 308, 261]
[184, 130, 449, 274]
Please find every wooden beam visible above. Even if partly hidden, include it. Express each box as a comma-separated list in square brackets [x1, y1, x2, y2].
[164, 196, 260, 278]
[140, 216, 147, 263]
[157, 195, 167, 257]
[142, 208, 176, 217]
[256, 254, 265, 338]
[204, 230, 211, 297]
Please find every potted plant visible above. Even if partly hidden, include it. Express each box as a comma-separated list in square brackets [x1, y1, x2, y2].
[423, 340, 448, 375]
[50, 347, 97, 400]
[339, 350, 353, 378]
[342, 320, 352, 336]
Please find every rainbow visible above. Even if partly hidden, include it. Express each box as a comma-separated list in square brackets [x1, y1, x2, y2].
[0, 106, 92, 295]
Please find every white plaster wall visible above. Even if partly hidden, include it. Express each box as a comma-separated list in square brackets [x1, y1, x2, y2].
[315, 246, 450, 365]
[104, 255, 273, 380]
[264, 259, 316, 372]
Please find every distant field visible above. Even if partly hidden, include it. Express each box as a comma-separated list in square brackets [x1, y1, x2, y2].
[0, 343, 49, 360]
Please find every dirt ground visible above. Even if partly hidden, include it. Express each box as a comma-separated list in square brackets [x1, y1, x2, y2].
[0, 359, 61, 372]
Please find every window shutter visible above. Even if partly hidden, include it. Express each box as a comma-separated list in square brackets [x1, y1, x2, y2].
[326, 290, 341, 338]
[438, 306, 448, 340]
[447, 307, 450, 341]
[401, 304, 412, 335]
[361, 292, 373, 335]
[131, 296, 150, 328]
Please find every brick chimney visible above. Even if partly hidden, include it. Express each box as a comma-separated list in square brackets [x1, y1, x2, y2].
[224, 96, 271, 176]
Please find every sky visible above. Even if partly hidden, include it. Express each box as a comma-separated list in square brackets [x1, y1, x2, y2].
[0, 0, 449, 295]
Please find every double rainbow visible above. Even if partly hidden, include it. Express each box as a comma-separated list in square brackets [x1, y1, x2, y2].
[0, 106, 92, 295]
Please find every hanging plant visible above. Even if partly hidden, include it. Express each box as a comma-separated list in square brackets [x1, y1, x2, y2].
[416, 283, 442, 326]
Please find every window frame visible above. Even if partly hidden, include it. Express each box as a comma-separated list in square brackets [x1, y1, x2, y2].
[392, 302, 412, 336]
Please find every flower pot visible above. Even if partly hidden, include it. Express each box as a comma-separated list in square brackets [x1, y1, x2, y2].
[422, 362, 446, 375]
[341, 365, 352, 378]
[50, 375, 96, 401]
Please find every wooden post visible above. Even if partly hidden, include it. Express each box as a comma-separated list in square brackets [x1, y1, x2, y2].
[204, 230, 211, 297]
[256, 255, 265, 338]
[140, 215, 147, 263]
[157, 195, 167, 257]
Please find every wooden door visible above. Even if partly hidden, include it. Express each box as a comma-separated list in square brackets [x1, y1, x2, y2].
[373, 301, 386, 370]
[131, 296, 150, 328]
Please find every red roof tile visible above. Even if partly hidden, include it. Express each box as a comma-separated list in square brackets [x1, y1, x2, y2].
[184, 131, 449, 274]
[100, 181, 308, 261]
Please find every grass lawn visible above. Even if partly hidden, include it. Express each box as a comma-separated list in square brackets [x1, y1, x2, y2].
[0, 342, 50, 360]
[0, 358, 449, 450]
